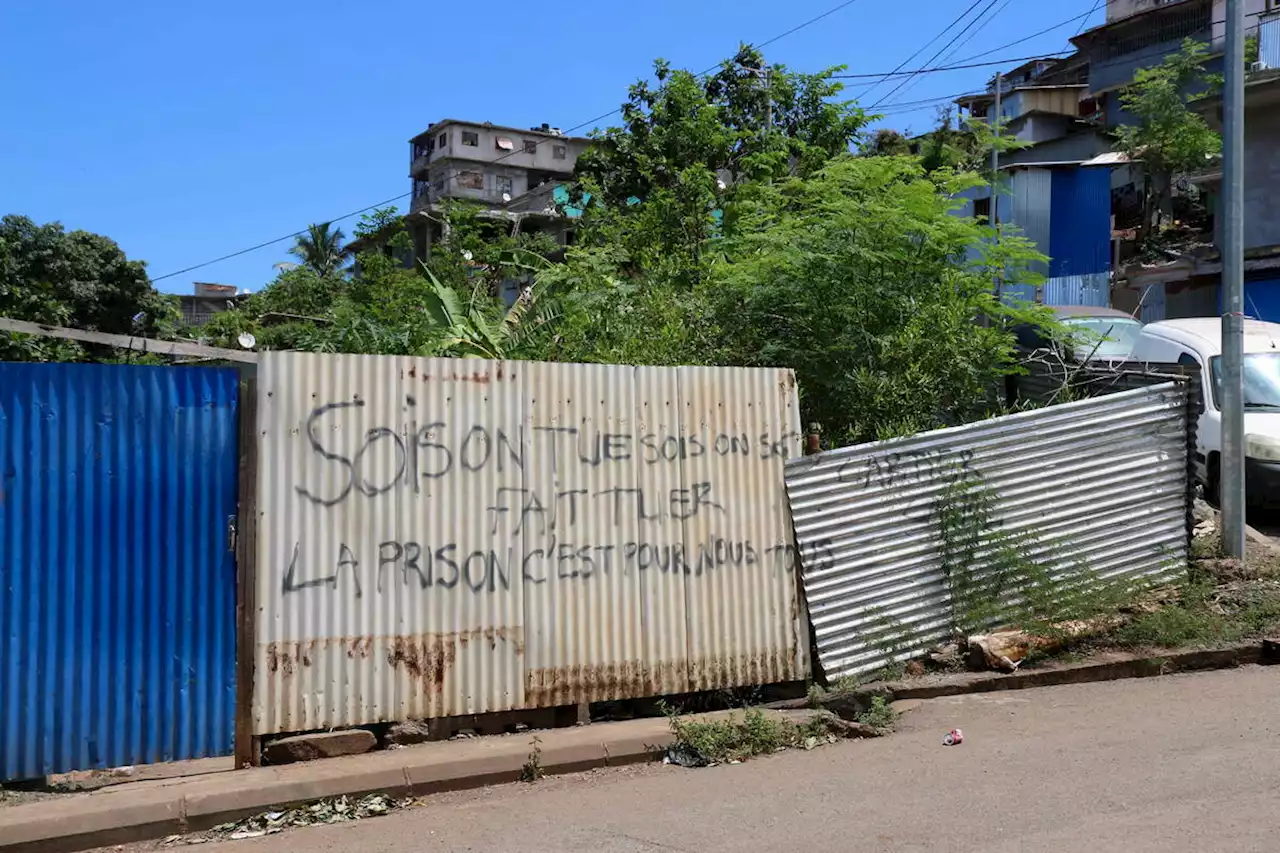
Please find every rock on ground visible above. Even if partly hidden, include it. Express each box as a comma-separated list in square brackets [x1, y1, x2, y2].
[264, 730, 377, 764]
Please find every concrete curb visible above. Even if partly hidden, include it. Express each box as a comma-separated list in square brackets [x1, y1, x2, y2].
[844, 642, 1267, 708]
[0, 726, 676, 853]
[4, 643, 1273, 853]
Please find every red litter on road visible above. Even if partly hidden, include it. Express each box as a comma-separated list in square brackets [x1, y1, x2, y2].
[942, 729, 964, 746]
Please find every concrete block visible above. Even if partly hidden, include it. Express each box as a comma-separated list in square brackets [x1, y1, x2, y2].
[263, 729, 376, 764]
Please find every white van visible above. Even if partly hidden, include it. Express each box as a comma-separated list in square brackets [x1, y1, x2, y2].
[1129, 318, 1280, 505]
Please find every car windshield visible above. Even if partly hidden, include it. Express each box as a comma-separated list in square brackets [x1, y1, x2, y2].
[1060, 316, 1144, 360]
[1210, 353, 1280, 410]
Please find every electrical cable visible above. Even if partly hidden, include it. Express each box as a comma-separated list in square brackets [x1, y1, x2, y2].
[854, 0, 992, 102]
[870, 0, 1006, 108]
[150, 0, 868, 282]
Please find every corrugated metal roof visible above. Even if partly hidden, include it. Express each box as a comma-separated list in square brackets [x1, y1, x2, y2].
[785, 384, 1189, 680]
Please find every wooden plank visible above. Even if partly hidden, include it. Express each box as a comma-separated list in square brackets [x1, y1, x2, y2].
[234, 375, 262, 768]
[0, 317, 258, 364]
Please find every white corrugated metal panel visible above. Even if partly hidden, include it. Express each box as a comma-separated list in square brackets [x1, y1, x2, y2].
[520, 361, 647, 706]
[254, 354, 803, 734]
[785, 384, 1189, 680]
[1008, 168, 1053, 274]
[1043, 272, 1110, 307]
[1261, 14, 1280, 69]
[253, 353, 526, 734]
[678, 367, 806, 691]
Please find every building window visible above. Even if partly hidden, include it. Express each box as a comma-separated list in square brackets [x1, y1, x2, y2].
[973, 196, 991, 222]
[553, 145, 567, 160]
[495, 137, 515, 151]
[438, 132, 447, 149]
[462, 131, 479, 146]
[457, 171, 483, 189]
[523, 139, 538, 154]
[497, 176, 514, 197]
[433, 176, 445, 192]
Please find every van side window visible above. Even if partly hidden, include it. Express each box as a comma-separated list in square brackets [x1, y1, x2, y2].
[1177, 353, 1199, 368]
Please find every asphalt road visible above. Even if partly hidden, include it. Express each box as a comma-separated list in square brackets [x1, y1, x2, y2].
[154, 667, 1280, 853]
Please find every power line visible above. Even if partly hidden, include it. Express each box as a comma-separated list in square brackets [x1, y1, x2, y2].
[855, 0, 992, 102]
[149, 0, 869, 283]
[888, 0, 1016, 104]
[1074, 0, 1105, 37]
[947, 4, 1100, 65]
[831, 51, 1069, 79]
[870, 0, 1006, 108]
[755, 0, 867, 49]
[150, 193, 412, 283]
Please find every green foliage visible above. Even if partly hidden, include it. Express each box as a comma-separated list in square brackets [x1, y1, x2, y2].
[666, 708, 839, 765]
[0, 214, 176, 362]
[520, 736, 544, 782]
[289, 222, 349, 277]
[1116, 39, 1221, 239]
[861, 128, 912, 158]
[935, 471, 1144, 636]
[855, 696, 897, 731]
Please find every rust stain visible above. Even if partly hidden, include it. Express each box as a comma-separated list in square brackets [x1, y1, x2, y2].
[408, 365, 417, 379]
[261, 628, 525, 694]
[495, 364, 505, 380]
[387, 635, 457, 689]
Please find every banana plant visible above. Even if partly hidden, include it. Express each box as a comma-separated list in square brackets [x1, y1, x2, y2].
[420, 264, 559, 360]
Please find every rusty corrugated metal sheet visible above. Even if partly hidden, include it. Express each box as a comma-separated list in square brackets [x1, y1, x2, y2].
[785, 384, 1189, 681]
[253, 353, 804, 734]
[1, 364, 239, 779]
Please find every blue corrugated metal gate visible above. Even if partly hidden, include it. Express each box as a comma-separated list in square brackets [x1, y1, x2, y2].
[1048, 167, 1111, 280]
[0, 364, 239, 780]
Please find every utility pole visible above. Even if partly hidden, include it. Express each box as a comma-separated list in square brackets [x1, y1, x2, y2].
[991, 72, 1002, 300]
[1222, 0, 1247, 558]
[991, 72, 1001, 193]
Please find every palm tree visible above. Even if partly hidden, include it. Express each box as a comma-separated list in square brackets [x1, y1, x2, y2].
[289, 222, 348, 277]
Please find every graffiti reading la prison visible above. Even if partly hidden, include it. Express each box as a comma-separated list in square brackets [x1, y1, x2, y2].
[253, 353, 811, 734]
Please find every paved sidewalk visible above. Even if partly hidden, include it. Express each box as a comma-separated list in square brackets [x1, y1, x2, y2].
[0, 717, 675, 853]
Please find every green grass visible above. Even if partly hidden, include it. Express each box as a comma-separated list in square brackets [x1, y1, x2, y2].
[855, 696, 897, 731]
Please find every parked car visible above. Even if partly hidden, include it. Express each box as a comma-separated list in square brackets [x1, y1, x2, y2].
[1014, 305, 1145, 364]
[1129, 318, 1280, 506]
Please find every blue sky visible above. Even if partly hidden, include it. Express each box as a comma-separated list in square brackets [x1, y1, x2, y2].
[1, 0, 1104, 294]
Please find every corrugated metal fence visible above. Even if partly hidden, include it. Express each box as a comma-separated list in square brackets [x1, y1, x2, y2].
[0, 364, 240, 779]
[785, 383, 1191, 680]
[250, 353, 806, 735]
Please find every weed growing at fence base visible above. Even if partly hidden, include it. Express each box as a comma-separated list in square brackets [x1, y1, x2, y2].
[855, 696, 897, 732]
[664, 707, 841, 766]
[935, 472, 1159, 638]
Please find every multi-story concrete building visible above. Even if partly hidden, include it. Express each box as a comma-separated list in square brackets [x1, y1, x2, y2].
[404, 119, 591, 262]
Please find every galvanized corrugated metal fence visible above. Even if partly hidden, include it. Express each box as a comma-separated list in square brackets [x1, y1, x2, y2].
[0, 364, 240, 779]
[785, 383, 1191, 680]
[250, 353, 805, 735]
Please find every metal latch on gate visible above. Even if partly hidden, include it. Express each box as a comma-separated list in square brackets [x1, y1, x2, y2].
[227, 516, 238, 554]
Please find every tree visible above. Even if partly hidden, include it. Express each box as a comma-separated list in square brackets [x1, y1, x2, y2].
[535, 50, 1051, 442]
[289, 222, 348, 277]
[1115, 39, 1221, 242]
[861, 128, 912, 158]
[0, 214, 176, 361]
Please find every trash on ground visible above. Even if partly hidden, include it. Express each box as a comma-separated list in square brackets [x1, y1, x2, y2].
[663, 743, 709, 768]
[942, 728, 964, 746]
[160, 794, 412, 845]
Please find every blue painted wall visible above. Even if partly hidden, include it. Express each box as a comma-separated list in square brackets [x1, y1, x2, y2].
[0, 364, 239, 779]
[1244, 276, 1280, 323]
[1049, 167, 1112, 279]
